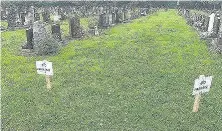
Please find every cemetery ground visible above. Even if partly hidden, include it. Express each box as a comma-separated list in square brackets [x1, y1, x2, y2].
[2, 10, 222, 130]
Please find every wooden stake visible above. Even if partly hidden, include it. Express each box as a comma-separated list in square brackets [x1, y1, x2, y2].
[193, 94, 201, 112]
[45, 75, 51, 90]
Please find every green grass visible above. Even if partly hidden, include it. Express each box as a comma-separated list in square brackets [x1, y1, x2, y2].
[2, 10, 222, 130]
[1, 21, 8, 28]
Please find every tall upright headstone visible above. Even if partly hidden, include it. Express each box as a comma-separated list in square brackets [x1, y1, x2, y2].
[42, 9, 50, 23]
[33, 21, 47, 49]
[208, 13, 215, 35]
[51, 24, 61, 41]
[112, 12, 116, 24]
[69, 17, 82, 38]
[7, 7, 17, 29]
[1, 9, 7, 20]
[22, 28, 34, 49]
[24, 6, 35, 28]
[34, 13, 40, 21]
[20, 12, 26, 25]
[213, 13, 221, 37]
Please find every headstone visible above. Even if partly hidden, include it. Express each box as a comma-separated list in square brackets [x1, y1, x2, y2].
[98, 13, 107, 28]
[24, 6, 35, 27]
[112, 12, 116, 24]
[51, 24, 61, 41]
[34, 13, 40, 21]
[1, 10, 7, 20]
[108, 14, 112, 26]
[94, 26, 99, 35]
[208, 13, 215, 35]
[115, 9, 120, 23]
[22, 28, 33, 49]
[7, 7, 17, 29]
[42, 9, 50, 23]
[58, 8, 66, 20]
[203, 15, 210, 32]
[213, 14, 221, 37]
[33, 21, 47, 49]
[20, 12, 26, 25]
[69, 17, 82, 38]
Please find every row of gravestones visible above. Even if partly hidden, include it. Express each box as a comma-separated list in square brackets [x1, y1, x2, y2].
[21, 7, 158, 53]
[1, 6, 67, 30]
[1, 5, 156, 30]
[178, 8, 222, 52]
[98, 7, 158, 28]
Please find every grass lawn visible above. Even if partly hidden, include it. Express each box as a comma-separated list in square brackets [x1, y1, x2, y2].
[1, 21, 8, 28]
[1, 10, 222, 130]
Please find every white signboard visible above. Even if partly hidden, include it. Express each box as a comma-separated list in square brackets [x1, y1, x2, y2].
[208, 13, 215, 34]
[192, 75, 213, 95]
[36, 60, 53, 76]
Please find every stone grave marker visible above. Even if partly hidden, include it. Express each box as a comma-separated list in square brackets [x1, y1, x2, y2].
[34, 13, 40, 21]
[42, 9, 50, 23]
[69, 17, 82, 38]
[7, 7, 17, 29]
[22, 28, 34, 49]
[208, 13, 215, 35]
[33, 21, 47, 49]
[213, 13, 221, 37]
[112, 12, 116, 24]
[51, 24, 62, 41]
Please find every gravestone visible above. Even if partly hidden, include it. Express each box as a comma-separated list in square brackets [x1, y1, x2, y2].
[203, 16, 210, 32]
[42, 9, 50, 23]
[34, 13, 40, 21]
[24, 6, 35, 27]
[98, 13, 107, 28]
[69, 17, 82, 38]
[213, 14, 221, 37]
[112, 12, 116, 24]
[208, 13, 215, 35]
[58, 8, 66, 20]
[20, 12, 26, 25]
[7, 7, 17, 29]
[1, 10, 7, 20]
[115, 9, 120, 23]
[33, 21, 47, 49]
[51, 24, 61, 41]
[22, 28, 33, 49]
[94, 26, 99, 35]
[108, 14, 112, 26]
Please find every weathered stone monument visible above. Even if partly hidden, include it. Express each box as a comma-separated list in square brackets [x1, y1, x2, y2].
[69, 17, 82, 38]
[98, 13, 107, 28]
[213, 13, 221, 37]
[112, 12, 116, 24]
[24, 6, 35, 28]
[22, 28, 34, 49]
[7, 7, 17, 29]
[34, 13, 40, 21]
[1, 9, 7, 20]
[51, 24, 61, 41]
[42, 9, 50, 23]
[208, 13, 215, 36]
[33, 21, 47, 48]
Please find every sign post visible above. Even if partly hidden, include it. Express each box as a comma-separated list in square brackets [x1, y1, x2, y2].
[36, 60, 53, 90]
[192, 75, 213, 112]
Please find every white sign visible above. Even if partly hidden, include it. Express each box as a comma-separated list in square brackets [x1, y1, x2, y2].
[192, 75, 213, 95]
[36, 60, 53, 76]
[208, 13, 215, 34]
